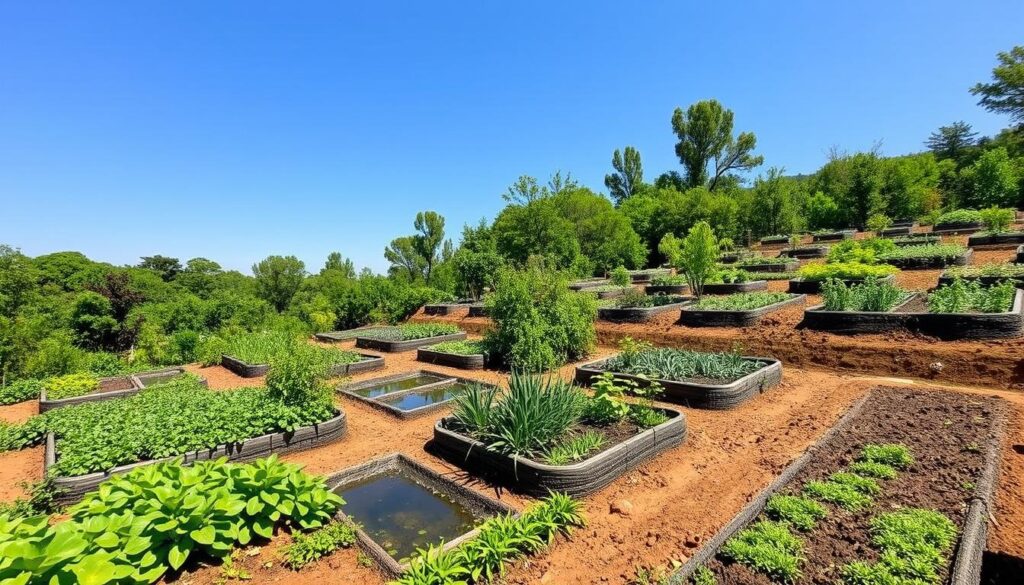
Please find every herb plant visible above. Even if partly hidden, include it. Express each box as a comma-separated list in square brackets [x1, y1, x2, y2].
[820, 278, 908, 312]
[602, 348, 762, 383]
[927, 279, 1016, 313]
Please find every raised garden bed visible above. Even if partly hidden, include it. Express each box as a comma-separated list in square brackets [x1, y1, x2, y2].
[760, 235, 792, 246]
[779, 246, 829, 259]
[645, 283, 689, 295]
[423, 301, 475, 316]
[679, 294, 805, 327]
[314, 326, 390, 343]
[416, 342, 486, 369]
[578, 285, 633, 299]
[38, 368, 207, 413]
[812, 229, 856, 242]
[879, 226, 912, 237]
[890, 218, 917, 227]
[568, 278, 610, 291]
[667, 387, 1006, 585]
[880, 247, 972, 270]
[892, 234, 941, 246]
[575, 354, 782, 410]
[46, 410, 348, 504]
[355, 331, 466, 353]
[800, 289, 1024, 339]
[338, 370, 485, 418]
[628, 268, 672, 283]
[735, 259, 800, 273]
[597, 297, 693, 323]
[221, 351, 383, 378]
[324, 453, 513, 578]
[432, 407, 685, 497]
[467, 302, 489, 317]
[788, 274, 895, 294]
[932, 220, 984, 235]
[702, 280, 768, 294]
[967, 232, 1024, 247]
[938, 268, 1024, 289]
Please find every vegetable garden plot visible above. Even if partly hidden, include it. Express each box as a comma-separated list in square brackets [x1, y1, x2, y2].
[416, 340, 487, 369]
[628, 268, 673, 283]
[575, 350, 782, 410]
[892, 234, 941, 247]
[939, 264, 1024, 289]
[680, 293, 805, 327]
[779, 246, 829, 259]
[666, 387, 1006, 585]
[702, 280, 768, 294]
[878, 226, 912, 237]
[325, 453, 513, 578]
[222, 350, 381, 378]
[932, 220, 984, 235]
[597, 295, 693, 323]
[966, 232, 1024, 246]
[760, 235, 792, 246]
[355, 324, 466, 352]
[878, 246, 972, 270]
[801, 289, 1023, 340]
[37, 368, 208, 412]
[812, 229, 856, 242]
[337, 370, 487, 418]
[314, 326, 393, 343]
[788, 274, 895, 295]
[735, 258, 800, 273]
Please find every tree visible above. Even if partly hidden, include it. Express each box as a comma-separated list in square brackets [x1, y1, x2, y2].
[0, 245, 39, 318]
[413, 211, 448, 281]
[493, 198, 583, 271]
[653, 171, 687, 191]
[971, 46, 1024, 124]
[748, 168, 799, 238]
[503, 175, 546, 205]
[384, 236, 424, 281]
[252, 255, 306, 312]
[604, 147, 644, 203]
[960, 147, 1020, 208]
[322, 252, 356, 278]
[925, 122, 978, 162]
[677, 221, 718, 299]
[671, 100, 764, 190]
[137, 255, 182, 282]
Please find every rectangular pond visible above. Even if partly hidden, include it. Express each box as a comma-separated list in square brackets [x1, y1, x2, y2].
[327, 454, 513, 577]
[377, 382, 470, 411]
[347, 373, 451, 399]
[337, 370, 494, 418]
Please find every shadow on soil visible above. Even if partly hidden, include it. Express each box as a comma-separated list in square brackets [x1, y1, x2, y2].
[982, 550, 1024, 585]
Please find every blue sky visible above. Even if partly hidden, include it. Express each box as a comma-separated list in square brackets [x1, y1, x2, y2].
[2, 1, 1021, 273]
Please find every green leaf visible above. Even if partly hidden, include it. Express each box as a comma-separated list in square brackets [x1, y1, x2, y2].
[167, 541, 193, 570]
[245, 497, 264, 516]
[190, 526, 217, 546]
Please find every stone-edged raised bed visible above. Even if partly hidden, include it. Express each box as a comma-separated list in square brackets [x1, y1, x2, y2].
[628, 269, 672, 283]
[735, 259, 800, 273]
[355, 331, 467, 353]
[221, 352, 382, 378]
[778, 245, 829, 259]
[568, 278, 610, 291]
[416, 345, 485, 370]
[423, 301, 475, 316]
[679, 294, 805, 328]
[467, 303, 489, 317]
[701, 281, 768, 294]
[812, 229, 856, 242]
[45, 410, 348, 504]
[881, 247, 972, 270]
[324, 453, 514, 579]
[787, 274, 896, 294]
[575, 355, 782, 410]
[597, 298, 693, 323]
[665, 388, 1006, 585]
[431, 408, 686, 498]
[314, 326, 388, 343]
[966, 232, 1024, 247]
[337, 370, 484, 419]
[645, 283, 689, 295]
[879, 226, 912, 237]
[800, 289, 1024, 340]
[38, 368, 208, 413]
[932, 220, 984, 235]
[759, 235, 792, 246]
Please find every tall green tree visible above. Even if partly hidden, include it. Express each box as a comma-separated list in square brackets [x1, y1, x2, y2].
[671, 100, 764, 190]
[748, 168, 799, 238]
[252, 255, 306, 312]
[604, 146, 644, 203]
[971, 45, 1024, 124]
[960, 147, 1020, 208]
[384, 236, 424, 281]
[138, 255, 182, 282]
[925, 121, 978, 162]
[321, 252, 356, 278]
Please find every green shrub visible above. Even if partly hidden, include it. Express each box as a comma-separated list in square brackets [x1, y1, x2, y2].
[927, 279, 1016, 313]
[265, 344, 331, 407]
[610, 266, 631, 287]
[583, 372, 631, 424]
[283, 521, 358, 569]
[196, 334, 229, 366]
[797, 262, 898, 282]
[708, 267, 751, 284]
[43, 372, 100, 400]
[721, 520, 805, 582]
[765, 495, 828, 531]
[650, 274, 687, 286]
[677, 222, 720, 298]
[866, 214, 893, 233]
[827, 239, 897, 264]
[692, 292, 793, 311]
[821, 278, 908, 312]
[979, 206, 1016, 233]
[934, 209, 981, 226]
[485, 267, 596, 371]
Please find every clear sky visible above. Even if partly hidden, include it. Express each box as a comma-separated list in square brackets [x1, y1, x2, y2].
[2, 1, 1021, 274]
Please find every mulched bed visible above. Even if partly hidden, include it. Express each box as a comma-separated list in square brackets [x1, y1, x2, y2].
[779, 246, 829, 259]
[682, 387, 1006, 585]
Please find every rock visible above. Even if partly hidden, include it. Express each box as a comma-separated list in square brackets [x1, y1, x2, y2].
[610, 499, 634, 516]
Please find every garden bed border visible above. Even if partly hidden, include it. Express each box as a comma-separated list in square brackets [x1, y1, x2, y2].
[313, 326, 387, 343]
[221, 353, 382, 378]
[735, 259, 800, 273]
[679, 294, 805, 328]
[38, 368, 208, 413]
[701, 280, 768, 294]
[879, 226, 913, 237]
[45, 410, 348, 504]
[431, 407, 686, 497]
[324, 453, 515, 579]
[967, 232, 1024, 247]
[645, 283, 689, 295]
[355, 331, 467, 352]
[932, 221, 984, 235]
[787, 274, 895, 294]
[416, 346, 486, 369]
[597, 299, 693, 323]
[812, 229, 856, 242]
[574, 355, 782, 410]
[779, 246, 829, 259]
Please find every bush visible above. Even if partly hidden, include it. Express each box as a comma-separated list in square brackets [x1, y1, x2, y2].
[484, 267, 596, 371]
[678, 222, 719, 298]
[43, 372, 100, 400]
[283, 521, 358, 569]
[866, 213, 893, 233]
[927, 279, 1016, 313]
[979, 206, 1016, 233]
[934, 209, 981, 226]
[265, 344, 331, 407]
[821, 278, 908, 312]
[798, 262, 899, 282]
[827, 239, 897, 264]
[609, 266, 631, 287]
